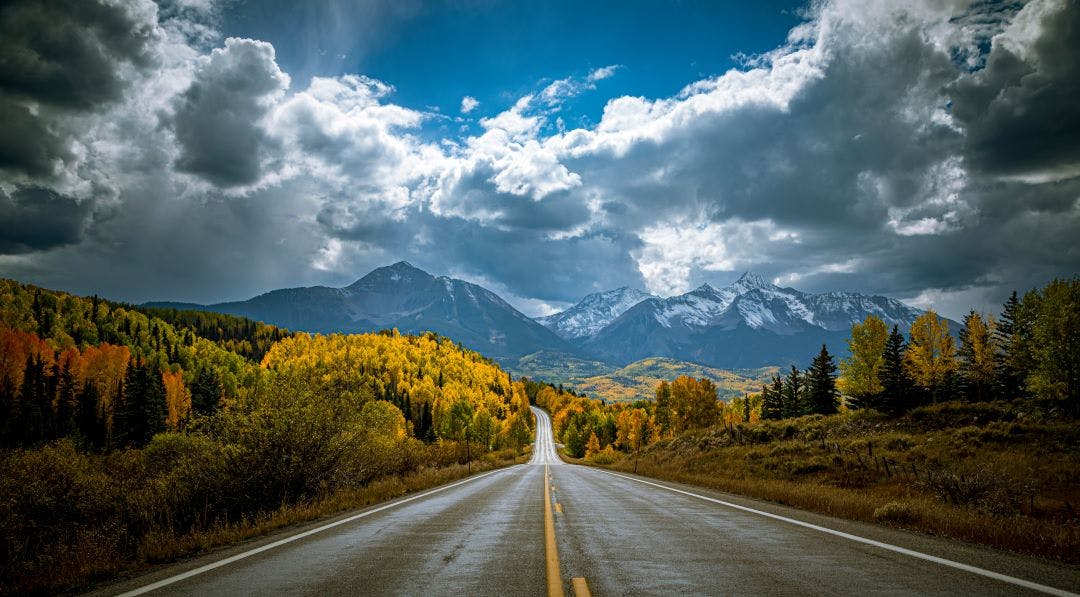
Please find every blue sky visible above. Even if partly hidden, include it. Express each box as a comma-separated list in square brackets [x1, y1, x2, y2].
[0, 0, 1078, 320]
[223, 1, 803, 128]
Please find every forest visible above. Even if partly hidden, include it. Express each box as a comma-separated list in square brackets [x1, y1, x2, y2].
[0, 279, 541, 594]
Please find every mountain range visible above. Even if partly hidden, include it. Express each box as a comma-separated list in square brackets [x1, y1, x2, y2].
[148, 261, 572, 361]
[570, 272, 929, 368]
[149, 262, 938, 370]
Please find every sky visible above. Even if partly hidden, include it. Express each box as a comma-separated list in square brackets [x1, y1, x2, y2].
[0, 0, 1077, 321]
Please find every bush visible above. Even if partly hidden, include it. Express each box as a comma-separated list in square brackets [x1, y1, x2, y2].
[586, 446, 621, 465]
[874, 501, 918, 525]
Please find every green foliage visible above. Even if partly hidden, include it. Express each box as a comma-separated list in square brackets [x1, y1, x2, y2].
[881, 325, 915, 414]
[805, 345, 839, 415]
[1026, 278, 1080, 415]
[840, 315, 888, 407]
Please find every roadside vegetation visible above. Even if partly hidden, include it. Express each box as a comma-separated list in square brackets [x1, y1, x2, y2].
[541, 278, 1080, 562]
[0, 279, 534, 595]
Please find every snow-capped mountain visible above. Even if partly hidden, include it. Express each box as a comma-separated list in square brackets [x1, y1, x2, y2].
[581, 272, 935, 368]
[641, 272, 922, 333]
[147, 262, 572, 361]
[536, 287, 656, 339]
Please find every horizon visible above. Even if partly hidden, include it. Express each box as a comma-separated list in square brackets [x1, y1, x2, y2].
[1, 0, 1078, 324]
[22, 259, 996, 322]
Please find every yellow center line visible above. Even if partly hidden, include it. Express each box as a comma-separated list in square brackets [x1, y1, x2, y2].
[572, 577, 592, 597]
[544, 465, 565, 597]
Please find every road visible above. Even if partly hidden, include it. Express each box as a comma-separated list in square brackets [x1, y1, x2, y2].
[97, 406, 1080, 596]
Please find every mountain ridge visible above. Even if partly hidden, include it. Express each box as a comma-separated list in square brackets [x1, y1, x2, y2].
[146, 261, 573, 361]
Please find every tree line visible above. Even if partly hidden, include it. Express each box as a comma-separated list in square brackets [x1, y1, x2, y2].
[838, 278, 1078, 417]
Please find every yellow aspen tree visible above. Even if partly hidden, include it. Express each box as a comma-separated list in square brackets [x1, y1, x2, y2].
[839, 315, 888, 406]
[905, 310, 958, 403]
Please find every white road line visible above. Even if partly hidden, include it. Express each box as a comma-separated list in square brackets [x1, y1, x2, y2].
[117, 466, 518, 596]
[594, 469, 1077, 597]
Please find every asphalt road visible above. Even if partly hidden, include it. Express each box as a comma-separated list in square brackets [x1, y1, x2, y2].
[97, 406, 1080, 596]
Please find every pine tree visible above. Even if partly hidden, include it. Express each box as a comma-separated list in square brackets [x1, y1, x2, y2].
[742, 394, 750, 422]
[19, 354, 48, 446]
[190, 366, 222, 416]
[76, 381, 105, 451]
[54, 359, 77, 438]
[0, 376, 15, 448]
[761, 376, 783, 420]
[115, 360, 167, 448]
[782, 366, 803, 418]
[994, 291, 1028, 400]
[880, 326, 913, 414]
[806, 344, 840, 415]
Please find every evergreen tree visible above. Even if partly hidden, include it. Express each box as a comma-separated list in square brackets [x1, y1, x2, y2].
[19, 354, 49, 446]
[76, 381, 105, 451]
[994, 291, 1029, 400]
[190, 366, 222, 416]
[114, 360, 167, 448]
[0, 376, 15, 448]
[880, 326, 913, 414]
[806, 344, 840, 415]
[761, 376, 783, 420]
[54, 359, 77, 438]
[782, 366, 803, 418]
[742, 393, 750, 422]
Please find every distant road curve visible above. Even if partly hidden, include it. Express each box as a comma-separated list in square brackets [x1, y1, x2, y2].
[96, 406, 1080, 596]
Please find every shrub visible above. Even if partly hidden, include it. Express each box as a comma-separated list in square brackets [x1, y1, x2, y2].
[586, 446, 621, 465]
[874, 501, 918, 525]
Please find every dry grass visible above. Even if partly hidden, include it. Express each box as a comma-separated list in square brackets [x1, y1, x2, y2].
[590, 402, 1080, 563]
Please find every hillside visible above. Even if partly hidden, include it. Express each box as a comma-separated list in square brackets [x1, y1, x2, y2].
[0, 278, 551, 594]
[512, 350, 776, 402]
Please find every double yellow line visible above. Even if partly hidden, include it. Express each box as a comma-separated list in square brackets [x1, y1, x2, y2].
[544, 464, 590, 597]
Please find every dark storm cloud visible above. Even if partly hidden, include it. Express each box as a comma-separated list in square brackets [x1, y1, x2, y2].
[0, 97, 70, 176]
[0, 186, 91, 254]
[0, 0, 157, 177]
[950, 0, 1080, 176]
[171, 37, 288, 187]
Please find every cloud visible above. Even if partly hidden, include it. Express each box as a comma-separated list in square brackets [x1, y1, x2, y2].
[587, 64, 620, 82]
[460, 95, 479, 114]
[171, 37, 290, 187]
[0, 186, 92, 254]
[0, 0, 159, 177]
[949, 0, 1080, 178]
[0, 0, 1078, 324]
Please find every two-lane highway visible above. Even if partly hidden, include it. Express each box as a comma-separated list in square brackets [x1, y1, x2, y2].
[98, 406, 1080, 596]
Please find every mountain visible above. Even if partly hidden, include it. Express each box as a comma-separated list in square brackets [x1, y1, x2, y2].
[146, 262, 572, 361]
[581, 272, 936, 368]
[536, 286, 655, 339]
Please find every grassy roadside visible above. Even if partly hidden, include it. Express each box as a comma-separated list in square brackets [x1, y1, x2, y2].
[572, 403, 1080, 564]
[6, 448, 530, 596]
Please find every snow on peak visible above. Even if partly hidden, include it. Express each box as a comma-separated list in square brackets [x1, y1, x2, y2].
[638, 273, 923, 334]
[536, 287, 655, 339]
